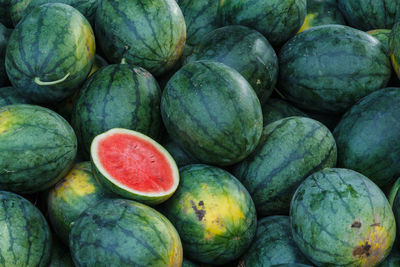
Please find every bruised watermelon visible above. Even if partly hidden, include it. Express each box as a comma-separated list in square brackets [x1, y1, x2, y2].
[91, 128, 179, 205]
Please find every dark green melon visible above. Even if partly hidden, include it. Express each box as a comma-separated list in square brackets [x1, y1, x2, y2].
[219, 0, 307, 47]
[0, 191, 52, 266]
[49, 236, 74, 267]
[233, 116, 337, 216]
[186, 25, 278, 100]
[5, 3, 95, 103]
[367, 29, 391, 55]
[0, 23, 11, 87]
[279, 24, 391, 114]
[48, 162, 110, 244]
[161, 60, 262, 166]
[161, 164, 257, 265]
[298, 0, 346, 33]
[0, 104, 77, 193]
[333, 87, 400, 187]
[290, 168, 396, 266]
[240, 216, 311, 267]
[10, 0, 98, 26]
[70, 198, 183, 266]
[71, 63, 162, 158]
[262, 98, 308, 126]
[95, 0, 186, 76]
[0, 86, 30, 107]
[338, 0, 400, 30]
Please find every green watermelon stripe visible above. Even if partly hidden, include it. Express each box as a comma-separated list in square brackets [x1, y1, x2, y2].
[5, 55, 31, 77]
[18, 200, 33, 266]
[99, 65, 120, 132]
[130, 67, 143, 131]
[182, 4, 210, 40]
[12, 123, 74, 143]
[33, 8, 45, 70]
[1, 199, 17, 264]
[108, 1, 163, 58]
[18, 34, 34, 75]
[3, 144, 75, 152]
[36, 211, 50, 266]
[144, 77, 158, 133]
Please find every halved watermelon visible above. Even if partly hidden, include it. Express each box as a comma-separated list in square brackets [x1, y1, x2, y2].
[90, 128, 179, 205]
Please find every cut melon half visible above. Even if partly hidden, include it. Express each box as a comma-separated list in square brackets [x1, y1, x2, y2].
[90, 128, 179, 205]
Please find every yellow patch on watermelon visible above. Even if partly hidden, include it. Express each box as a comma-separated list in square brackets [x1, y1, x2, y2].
[391, 53, 400, 78]
[0, 109, 15, 134]
[353, 224, 393, 266]
[298, 13, 316, 33]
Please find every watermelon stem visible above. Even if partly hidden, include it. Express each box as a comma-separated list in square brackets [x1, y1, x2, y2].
[34, 73, 70, 86]
[121, 58, 127, 65]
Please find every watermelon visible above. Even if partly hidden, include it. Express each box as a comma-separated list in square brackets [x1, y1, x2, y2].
[218, 0, 307, 47]
[389, 22, 400, 79]
[290, 168, 396, 266]
[71, 63, 162, 158]
[186, 25, 278, 101]
[49, 236, 74, 267]
[0, 104, 77, 193]
[5, 3, 95, 103]
[233, 116, 337, 216]
[0, 191, 52, 266]
[161, 164, 257, 265]
[0, 86, 30, 107]
[279, 24, 391, 114]
[388, 177, 400, 207]
[91, 128, 179, 205]
[367, 29, 391, 55]
[10, 0, 98, 26]
[333, 87, 400, 187]
[95, 0, 186, 76]
[0, 23, 11, 87]
[262, 98, 308, 126]
[240, 216, 311, 267]
[338, 0, 400, 30]
[70, 198, 183, 266]
[161, 60, 263, 166]
[298, 0, 346, 33]
[48, 162, 110, 244]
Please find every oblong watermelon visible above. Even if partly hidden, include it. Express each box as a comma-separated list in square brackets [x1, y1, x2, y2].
[48, 162, 110, 245]
[5, 3, 95, 103]
[95, 0, 186, 76]
[279, 24, 391, 114]
[161, 60, 263, 166]
[161, 164, 257, 265]
[0, 104, 77, 193]
[186, 25, 278, 100]
[70, 198, 183, 266]
[91, 128, 179, 205]
[219, 0, 307, 47]
[0, 191, 52, 266]
[71, 63, 162, 158]
[333, 87, 400, 187]
[240, 216, 311, 267]
[233, 116, 337, 216]
[290, 168, 396, 266]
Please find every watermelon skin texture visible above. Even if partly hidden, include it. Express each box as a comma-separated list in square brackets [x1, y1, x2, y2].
[48, 162, 110, 245]
[368, 29, 391, 55]
[218, 0, 306, 47]
[161, 60, 263, 166]
[0, 104, 77, 193]
[240, 216, 311, 267]
[290, 168, 396, 266]
[233, 116, 337, 216]
[5, 3, 95, 104]
[0, 191, 52, 267]
[389, 22, 400, 79]
[70, 198, 183, 267]
[333, 87, 400, 187]
[95, 0, 186, 77]
[186, 25, 278, 101]
[0, 86, 31, 107]
[71, 64, 162, 158]
[279, 24, 391, 114]
[262, 98, 308, 127]
[160, 164, 257, 265]
[338, 0, 400, 30]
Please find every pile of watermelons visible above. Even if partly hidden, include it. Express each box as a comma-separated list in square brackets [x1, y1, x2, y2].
[2, 0, 400, 266]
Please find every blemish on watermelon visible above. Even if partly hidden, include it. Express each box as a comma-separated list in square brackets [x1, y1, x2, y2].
[351, 221, 362, 228]
[191, 200, 206, 221]
[353, 242, 371, 257]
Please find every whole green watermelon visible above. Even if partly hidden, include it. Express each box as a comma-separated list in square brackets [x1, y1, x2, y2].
[0, 191, 52, 266]
[0, 104, 77, 193]
[5, 3, 95, 103]
[333, 87, 400, 187]
[290, 168, 396, 266]
[279, 24, 391, 114]
[161, 60, 262, 166]
[70, 198, 183, 266]
[95, 0, 186, 76]
[186, 25, 278, 101]
[219, 0, 307, 47]
[72, 63, 162, 158]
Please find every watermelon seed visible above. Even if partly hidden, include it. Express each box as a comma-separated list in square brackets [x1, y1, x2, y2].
[351, 221, 362, 228]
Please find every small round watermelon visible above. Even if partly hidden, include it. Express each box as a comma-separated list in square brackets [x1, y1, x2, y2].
[70, 198, 183, 266]
[91, 128, 179, 205]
